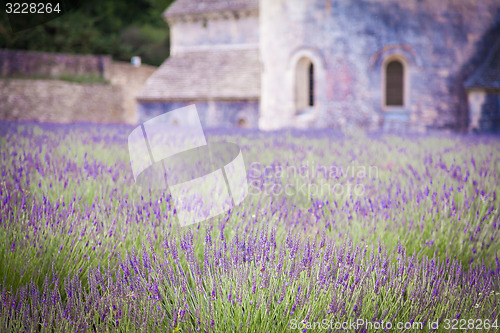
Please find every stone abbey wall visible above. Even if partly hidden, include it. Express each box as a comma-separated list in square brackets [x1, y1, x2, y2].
[169, 11, 259, 54]
[259, 0, 500, 132]
[138, 100, 259, 128]
[138, 3, 261, 128]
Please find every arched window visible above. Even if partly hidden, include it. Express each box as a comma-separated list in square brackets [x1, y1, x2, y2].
[237, 117, 247, 128]
[385, 60, 404, 106]
[295, 57, 315, 112]
[308, 63, 314, 107]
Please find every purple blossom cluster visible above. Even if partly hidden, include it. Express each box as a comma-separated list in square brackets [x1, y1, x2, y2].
[0, 122, 499, 332]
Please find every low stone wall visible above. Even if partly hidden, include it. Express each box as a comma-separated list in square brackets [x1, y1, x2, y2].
[0, 50, 156, 124]
[137, 100, 259, 128]
[0, 50, 110, 78]
[0, 79, 124, 123]
[107, 62, 157, 124]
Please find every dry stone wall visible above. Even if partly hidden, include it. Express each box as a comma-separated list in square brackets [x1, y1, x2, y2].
[0, 50, 110, 78]
[259, 0, 500, 132]
[0, 50, 155, 124]
[0, 79, 124, 123]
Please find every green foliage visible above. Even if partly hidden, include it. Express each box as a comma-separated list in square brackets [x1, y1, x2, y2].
[0, 0, 175, 66]
[0, 73, 109, 84]
[57, 73, 109, 84]
[1, 124, 499, 332]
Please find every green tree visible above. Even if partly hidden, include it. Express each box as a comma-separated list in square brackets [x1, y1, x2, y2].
[0, 0, 175, 66]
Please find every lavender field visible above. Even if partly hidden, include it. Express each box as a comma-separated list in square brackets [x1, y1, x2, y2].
[0, 121, 499, 332]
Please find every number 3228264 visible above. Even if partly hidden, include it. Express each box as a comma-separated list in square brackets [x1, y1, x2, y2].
[6, 3, 61, 14]
[443, 319, 498, 330]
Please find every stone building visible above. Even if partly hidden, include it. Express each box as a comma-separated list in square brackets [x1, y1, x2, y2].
[137, 0, 260, 128]
[137, 0, 500, 132]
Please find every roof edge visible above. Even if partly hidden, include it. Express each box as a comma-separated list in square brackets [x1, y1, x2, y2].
[163, 0, 259, 19]
[464, 39, 500, 88]
[163, 8, 258, 21]
[137, 96, 260, 102]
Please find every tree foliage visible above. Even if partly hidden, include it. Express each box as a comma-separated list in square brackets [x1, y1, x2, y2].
[0, 0, 175, 66]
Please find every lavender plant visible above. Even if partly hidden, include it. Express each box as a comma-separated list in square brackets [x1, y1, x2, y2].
[0, 122, 498, 332]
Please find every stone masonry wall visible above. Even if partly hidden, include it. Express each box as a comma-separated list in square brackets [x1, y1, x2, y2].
[259, 0, 500, 132]
[0, 79, 124, 123]
[0, 51, 156, 124]
[169, 12, 259, 55]
[138, 100, 259, 128]
[106, 62, 157, 124]
[0, 50, 110, 78]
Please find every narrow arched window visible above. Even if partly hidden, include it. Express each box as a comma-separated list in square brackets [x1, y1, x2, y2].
[296, 57, 315, 112]
[385, 60, 404, 106]
[308, 63, 314, 107]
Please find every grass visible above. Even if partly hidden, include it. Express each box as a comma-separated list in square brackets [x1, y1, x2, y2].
[0, 73, 109, 84]
[0, 122, 498, 332]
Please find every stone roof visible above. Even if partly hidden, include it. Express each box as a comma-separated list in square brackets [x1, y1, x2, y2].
[465, 39, 500, 89]
[137, 49, 260, 101]
[164, 0, 259, 17]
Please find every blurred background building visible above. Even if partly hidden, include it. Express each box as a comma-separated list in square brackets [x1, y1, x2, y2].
[0, 0, 171, 125]
[139, 0, 500, 132]
[1, 0, 499, 132]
